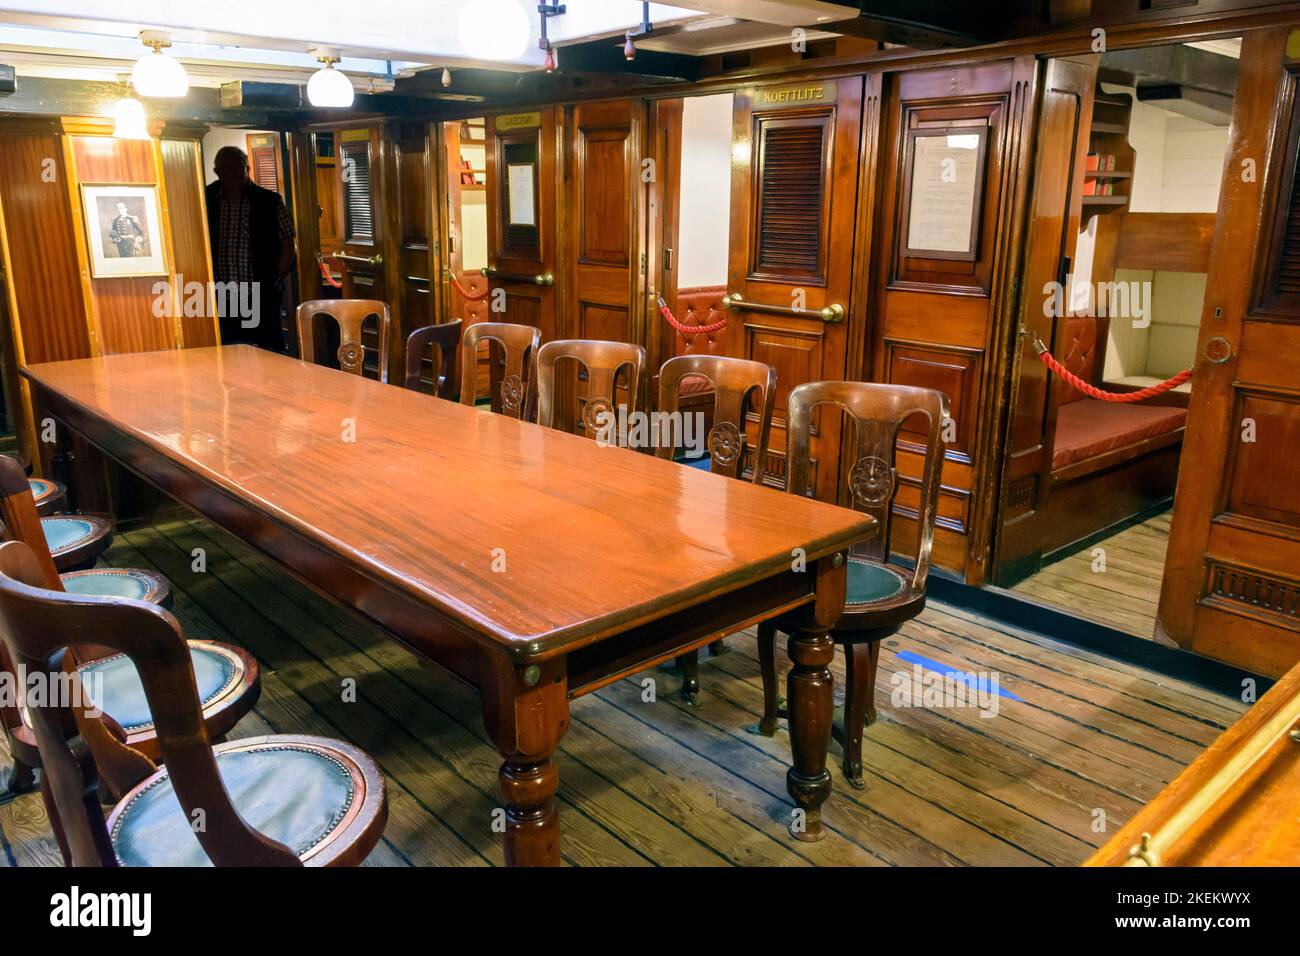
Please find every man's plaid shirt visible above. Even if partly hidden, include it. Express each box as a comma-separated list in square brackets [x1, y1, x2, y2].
[213, 186, 295, 284]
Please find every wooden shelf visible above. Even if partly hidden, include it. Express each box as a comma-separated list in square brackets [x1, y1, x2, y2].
[1082, 196, 1129, 206]
[1085, 170, 1133, 179]
[1091, 121, 1128, 135]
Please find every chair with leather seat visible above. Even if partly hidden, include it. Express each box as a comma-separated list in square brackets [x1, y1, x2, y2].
[0, 539, 386, 866]
[0, 456, 258, 809]
[296, 299, 392, 383]
[535, 339, 646, 439]
[751, 381, 948, 789]
[403, 318, 463, 399]
[40, 513, 113, 572]
[656, 354, 777, 701]
[460, 322, 541, 420]
[29, 475, 66, 515]
[0, 456, 167, 604]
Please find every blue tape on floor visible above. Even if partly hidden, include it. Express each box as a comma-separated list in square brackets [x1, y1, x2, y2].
[894, 650, 1023, 702]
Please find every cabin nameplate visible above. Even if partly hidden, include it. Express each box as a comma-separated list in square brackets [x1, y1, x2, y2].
[495, 111, 542, 131]
[753, 84, 834, 109]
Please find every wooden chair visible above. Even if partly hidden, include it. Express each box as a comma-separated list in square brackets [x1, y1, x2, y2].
[460, 322, 541, 419]
[0, 456, 168, 606]
[535, 339, 646, 439]
[656, 354, 778, 700]
[753, 381, 949, 788]
[403, 319, 463, 399]
[0, 456, 257, 805]
[296, 299, 392, 383]
[0, 540, 386, 866]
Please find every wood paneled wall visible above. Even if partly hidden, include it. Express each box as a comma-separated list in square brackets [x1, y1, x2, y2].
[0, 118, 214, 465]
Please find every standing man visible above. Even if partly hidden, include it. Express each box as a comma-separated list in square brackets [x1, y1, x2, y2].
[206, 145, 296, 352]
[109, 201, 145, 257]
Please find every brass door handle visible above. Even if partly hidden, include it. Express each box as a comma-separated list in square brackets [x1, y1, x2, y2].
[722, 293, 844, 323]
[482, 266, 554, 287]
[332, 252, 383, 267]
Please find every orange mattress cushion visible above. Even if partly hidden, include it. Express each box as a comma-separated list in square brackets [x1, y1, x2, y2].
[1052, 399, 1187, 470]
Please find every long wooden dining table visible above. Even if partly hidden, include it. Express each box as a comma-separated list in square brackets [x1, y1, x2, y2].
[23, 345, 876, 865]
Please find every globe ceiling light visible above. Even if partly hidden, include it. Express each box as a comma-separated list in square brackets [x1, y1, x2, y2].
[457, 0, 531, 62]
[131, 31, 189, 98]
[307, 54, 355, 108]
[112, 97, 150, 140]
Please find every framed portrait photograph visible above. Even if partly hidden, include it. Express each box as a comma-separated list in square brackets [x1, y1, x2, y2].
[81, 184, 167, 278]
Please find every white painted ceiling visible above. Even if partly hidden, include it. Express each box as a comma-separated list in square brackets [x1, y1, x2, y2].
[0, 1, 862, 89]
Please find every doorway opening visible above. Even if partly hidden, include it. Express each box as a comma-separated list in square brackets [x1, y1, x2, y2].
[999, 38, 1241, 642]
[652, 91, 735, 465]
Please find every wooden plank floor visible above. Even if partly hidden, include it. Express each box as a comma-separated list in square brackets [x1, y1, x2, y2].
[1012, 512, 1171, 639]
[1, 513, 1242, 867]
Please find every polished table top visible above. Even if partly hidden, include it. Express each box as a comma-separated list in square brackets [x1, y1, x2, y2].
[24, 346, 874, 657]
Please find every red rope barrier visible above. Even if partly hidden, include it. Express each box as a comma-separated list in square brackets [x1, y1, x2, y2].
[1034, 339, 1192, 403]
[451, 273, 488, 301]
[658, 295, 726, 336]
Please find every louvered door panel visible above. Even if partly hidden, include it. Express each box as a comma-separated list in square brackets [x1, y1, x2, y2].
[247, 133, 281, 195]
[1274, 156, 1300, 294]
[341, 141, 374, 242]
[753, 117, 829, 281]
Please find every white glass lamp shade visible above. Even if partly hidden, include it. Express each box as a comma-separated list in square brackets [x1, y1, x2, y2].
[458, 0, 530, 61]
[131, 49, 189, 98]
[112, 98, 150, 140]
[307, 62, 355, 108]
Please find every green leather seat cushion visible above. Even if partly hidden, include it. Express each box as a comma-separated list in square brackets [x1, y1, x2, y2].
[62, 569, 157, 602]
[112, 745, 356, 867]
[42, 516, 97, 552]
[81, 644, 237, 732]
[847, 559, 907, 605]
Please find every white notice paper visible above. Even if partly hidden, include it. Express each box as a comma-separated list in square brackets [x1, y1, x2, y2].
[905, 133, 981, 255]
[507, 164, 536, 226]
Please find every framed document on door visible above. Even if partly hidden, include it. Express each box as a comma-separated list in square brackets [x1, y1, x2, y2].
[900, 125, 988, 261]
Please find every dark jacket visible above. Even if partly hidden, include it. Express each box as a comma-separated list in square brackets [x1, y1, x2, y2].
[205, 180, 289, 285]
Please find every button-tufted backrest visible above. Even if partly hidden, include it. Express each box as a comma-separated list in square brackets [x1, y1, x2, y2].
[671, 286, 729, 358]
[1055, 315, 1098, 406]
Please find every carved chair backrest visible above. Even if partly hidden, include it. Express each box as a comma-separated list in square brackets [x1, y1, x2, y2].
[296, 299, 392, 383]
[656, 355, 776, 482]
[786, 381, 949, 592]
[459, 322, 542, 419]
[535, 339, 646, 440]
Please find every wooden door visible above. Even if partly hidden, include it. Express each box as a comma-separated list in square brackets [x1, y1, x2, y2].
[332, 126, 393, 378]
[390, 121, 438, 341]
[561, 98, 647, 415]
[484, 108, 558, 342]
[869, 59, 1036, 582]
[246, 132, 283, 197]
[1159, 26, 1300, 676]
[727, 77, 864, 499]
[563, 99, 646, 345]
[992, 58, 1097, 583]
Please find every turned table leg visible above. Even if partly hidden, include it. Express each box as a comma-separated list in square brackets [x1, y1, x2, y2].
[785, 626, 835, 841]
[784, 552, 847, 843]
[482, 655, 569, 867]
